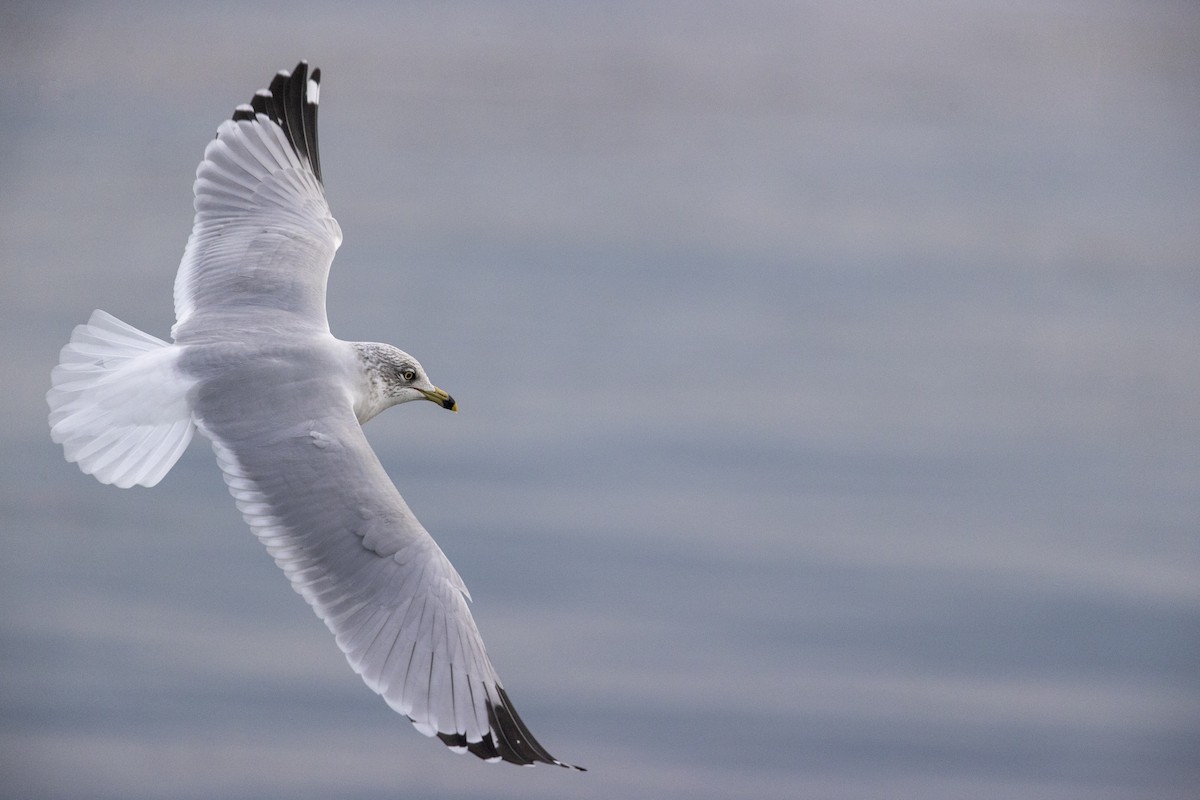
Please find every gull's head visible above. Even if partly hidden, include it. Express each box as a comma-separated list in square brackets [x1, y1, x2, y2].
[352, 343, 457, 423]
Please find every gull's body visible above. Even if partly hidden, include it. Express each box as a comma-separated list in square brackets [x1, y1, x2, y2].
[47, 63, 579, 770]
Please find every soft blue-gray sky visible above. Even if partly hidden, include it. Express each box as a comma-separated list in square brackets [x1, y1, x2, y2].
[2, 2, 1198, 798]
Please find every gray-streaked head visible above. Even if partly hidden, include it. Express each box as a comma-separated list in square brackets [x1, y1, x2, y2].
[352, 342, 457, 423]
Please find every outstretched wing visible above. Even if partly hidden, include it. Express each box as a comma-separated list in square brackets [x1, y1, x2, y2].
[188, 351, 578, 769]
[173, 62, 342, 341]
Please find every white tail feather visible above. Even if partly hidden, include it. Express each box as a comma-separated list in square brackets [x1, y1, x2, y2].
[48, 310, 196, 488]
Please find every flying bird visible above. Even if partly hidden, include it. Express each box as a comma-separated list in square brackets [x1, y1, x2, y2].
[47, 62, 581, 770]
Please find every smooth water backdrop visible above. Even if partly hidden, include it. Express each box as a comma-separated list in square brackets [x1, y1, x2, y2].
[2, 3, 1197, 798]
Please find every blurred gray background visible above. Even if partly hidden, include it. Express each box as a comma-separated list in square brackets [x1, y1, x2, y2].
[2, 2, 1197, 798]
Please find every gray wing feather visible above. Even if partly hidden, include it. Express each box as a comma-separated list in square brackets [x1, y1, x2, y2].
[191, 358, 573, 766]
[173, 71, 342, 341]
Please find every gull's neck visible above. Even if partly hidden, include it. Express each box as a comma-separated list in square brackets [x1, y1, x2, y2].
[349, 341, 398, 423]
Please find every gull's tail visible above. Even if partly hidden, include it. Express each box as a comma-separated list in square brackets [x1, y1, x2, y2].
[48, 310, 196, 488]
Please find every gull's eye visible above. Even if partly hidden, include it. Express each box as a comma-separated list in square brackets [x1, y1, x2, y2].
[401, 368, 417, 382]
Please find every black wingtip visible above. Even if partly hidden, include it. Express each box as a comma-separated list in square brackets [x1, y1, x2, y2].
[426, 689, 584, 770]
[229, 61, 323, 185]
[485, 687, 585, 770]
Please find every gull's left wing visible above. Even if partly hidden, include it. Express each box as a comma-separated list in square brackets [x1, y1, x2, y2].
[173, 62, 342, 342]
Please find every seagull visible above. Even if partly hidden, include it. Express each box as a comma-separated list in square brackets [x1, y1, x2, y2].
[47, 62, 581, 770]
